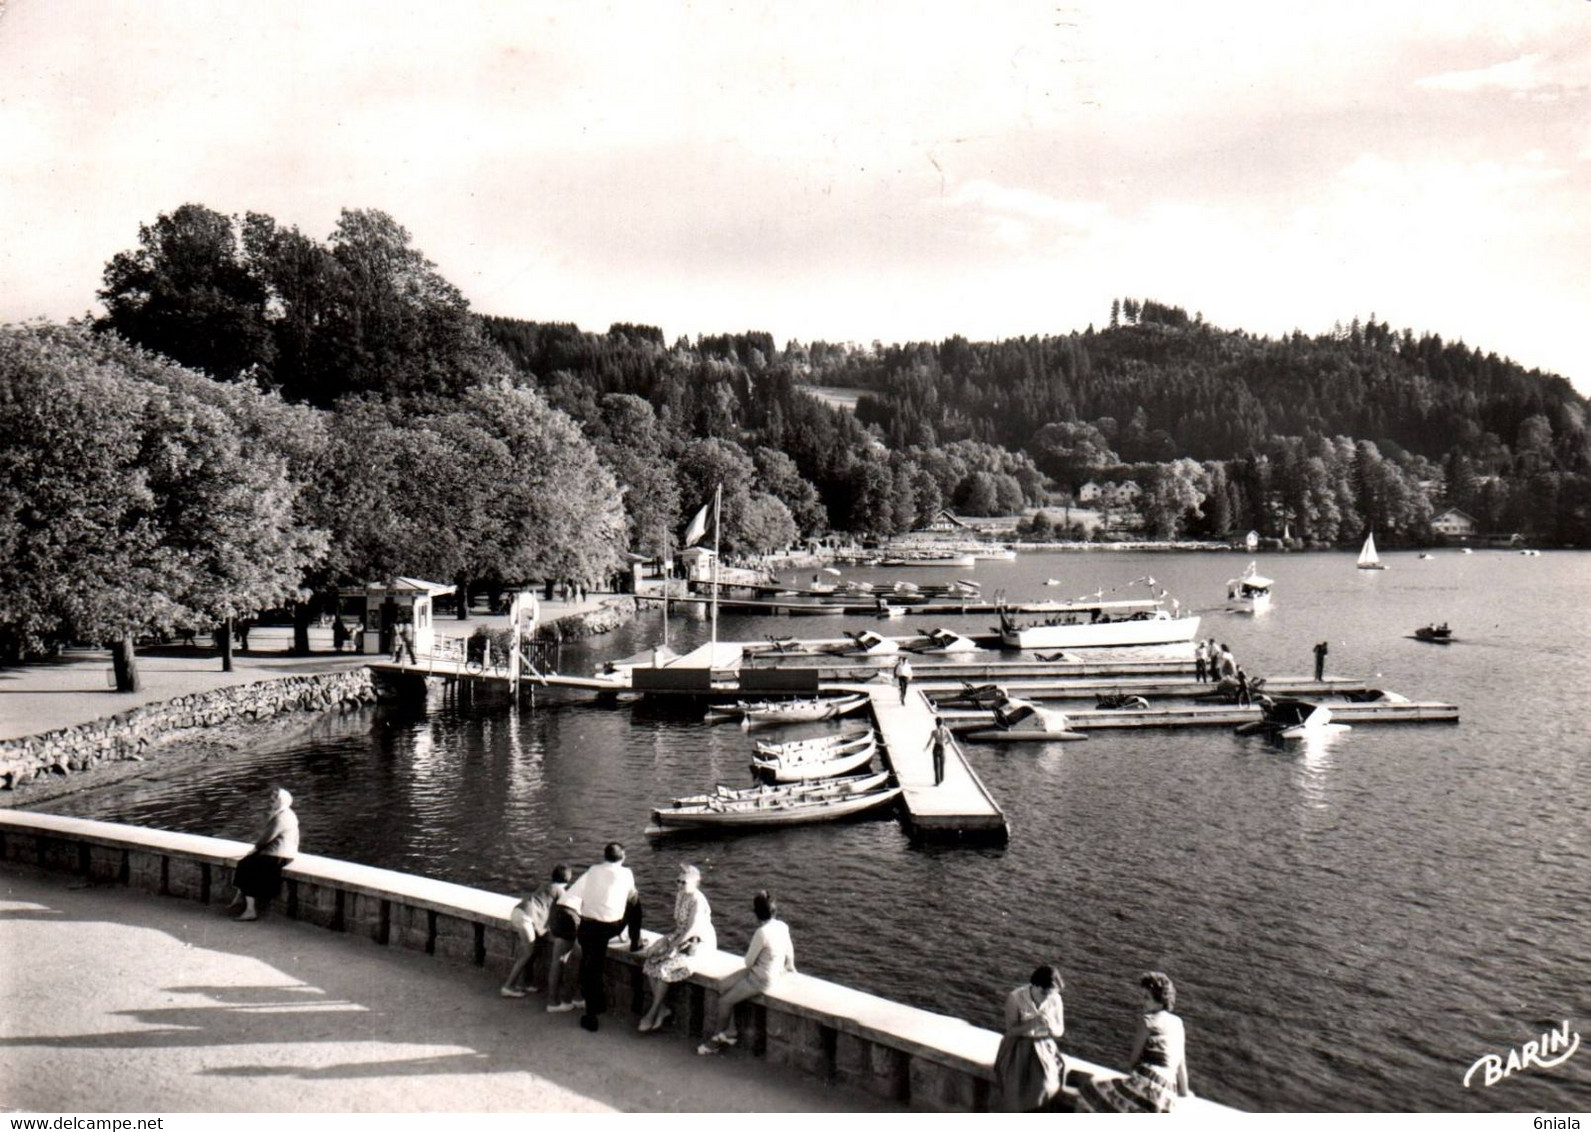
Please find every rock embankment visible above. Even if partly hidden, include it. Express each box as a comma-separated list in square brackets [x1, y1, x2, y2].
[0, 668, 376, 790]
[536, 596, 636, 641]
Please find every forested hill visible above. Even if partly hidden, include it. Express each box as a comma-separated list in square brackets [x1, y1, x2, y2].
[844, 301, 1588, 470]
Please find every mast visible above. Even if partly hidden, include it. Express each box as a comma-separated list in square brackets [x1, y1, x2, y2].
[710, 483, 722, 650]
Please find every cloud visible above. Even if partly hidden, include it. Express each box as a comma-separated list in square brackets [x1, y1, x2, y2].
[1416, 51, 1587, 101]
[940, 180, 1110, 249]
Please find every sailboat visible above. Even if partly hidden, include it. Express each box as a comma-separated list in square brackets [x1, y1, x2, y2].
[1357, 532, 1387, 571]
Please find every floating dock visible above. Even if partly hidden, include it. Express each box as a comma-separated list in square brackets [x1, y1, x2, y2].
[938, 700, 1459, 731]
[861, 685, 1007, 839]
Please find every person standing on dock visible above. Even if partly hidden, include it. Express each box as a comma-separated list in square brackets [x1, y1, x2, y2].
[1235, 667, 1251, 706]
[566, 842, 643, 1033]
[926, 714, 951, 786]
[1218, 643, 1236, 681]
[1194, 640, 1208, 683]
[896, 656, 913, 704]
[1314, 640, 1329, 682]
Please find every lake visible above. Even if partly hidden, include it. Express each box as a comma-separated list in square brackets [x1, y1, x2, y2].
[42, 549, 1591, 1112]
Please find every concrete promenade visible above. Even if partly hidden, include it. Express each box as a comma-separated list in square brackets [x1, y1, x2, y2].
[0, 866, 898, 1113]
[0, 597, 614, 743]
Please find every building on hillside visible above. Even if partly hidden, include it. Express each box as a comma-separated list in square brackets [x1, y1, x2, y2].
[913, 508, 977, 535]
[1078, 481, 1104, 504]
[1431, 508, 1478, 539]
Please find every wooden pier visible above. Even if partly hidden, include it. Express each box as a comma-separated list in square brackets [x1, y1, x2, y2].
[862, 685, 1007, 839]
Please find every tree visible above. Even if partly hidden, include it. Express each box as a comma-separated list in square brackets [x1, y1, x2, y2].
[97, 204, 274, 380]
[739, 493, 798, 552]
[0, 324, 325, 686]
[675, 438, 758, 550]
[753, 447, 827, 537]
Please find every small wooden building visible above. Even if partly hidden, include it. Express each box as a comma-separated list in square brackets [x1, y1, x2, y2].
[340, 577, 456, 656]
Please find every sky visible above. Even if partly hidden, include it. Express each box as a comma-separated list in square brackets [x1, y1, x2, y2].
[3, 0, 1589, 393]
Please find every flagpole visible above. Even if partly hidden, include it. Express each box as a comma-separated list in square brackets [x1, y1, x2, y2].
[660, 519, 670, 657]
[710, 483, 722, 651]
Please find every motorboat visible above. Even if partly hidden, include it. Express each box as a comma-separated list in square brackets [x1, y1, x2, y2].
[1223, 561, 1274, 613]
[875, 601, 908, 619]
[1520, 548, 1541, 557]
[838, 630, 900, 657]
[999, 598, 1199, 649]
[963, 697, 1087, 742]
[754, 728, 872, 758]
[751, 742, 876, 782]
[934, 681, 1010, 708]
[1460, 548, 1474, 555]
[1044, 578, 1063, 586]
[1413, 622, 1453, 644]
[1418, 552, 1433, 560]
[1357, 532, 1387, 570]
[1234, 698, 1350, 739]
[664, 771, 891, 809]
[708, 694, 871, 725]
[878, 553, 978, 568]
[915, 628, 978, 654]
[648, 784, 901, 831]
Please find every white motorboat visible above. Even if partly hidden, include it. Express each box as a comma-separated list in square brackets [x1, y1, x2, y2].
[1223, 561, 1274, 614]
[915, 628, 978, 654]
[999, 599, 1199, 649]
[1235, 698, 1350, 739]
[648, 784, 901, 831]
[839, 630, 900, 656]
[1357, 533, 1386, 570]
[751, 743, 876, 782]
[964, 697, 1087, 742]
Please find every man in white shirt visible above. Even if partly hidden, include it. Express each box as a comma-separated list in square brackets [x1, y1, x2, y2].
[565, 842, 643, 1032]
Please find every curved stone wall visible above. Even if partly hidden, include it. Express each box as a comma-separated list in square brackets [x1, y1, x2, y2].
[0, 668, 377, 790]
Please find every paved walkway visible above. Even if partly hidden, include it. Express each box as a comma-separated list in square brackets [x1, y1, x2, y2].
[0, 598, 615, 743]
[0, 867, 900, 1113]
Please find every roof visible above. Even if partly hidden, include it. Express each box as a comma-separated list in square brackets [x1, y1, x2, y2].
[1434, 507, 1478, 523]
[340, 577, 457, 597]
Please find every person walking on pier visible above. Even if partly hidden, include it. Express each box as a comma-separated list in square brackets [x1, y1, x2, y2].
[1075, 971, 1192, 1112]
[698, 890, 795, 1054]
[1314, 640, 1329, 682]
[502, 864, 571, 998]
[228, 787, 299, 922]
[994, 964, 1067, 1111]
[896, 656, 913, 704]
[566, 843, 643, 1033]
[1194, 640, 1208, 683]
[638, 863, 716, 1033]
[926, 714, 952, 786]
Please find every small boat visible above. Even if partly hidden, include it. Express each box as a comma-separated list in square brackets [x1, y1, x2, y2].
[1044, 578, 1063, 587]
[1235, 698, 1350, 739]
[647, 785, 901, 831]
[878, 553, 978, 568]
[709, 694, 870, 725]
[1223, 561, 1274, 614]
[999, 598, 1199, 649]
[754, 728, 873, 758]
[1418, 553, 1433, 560]
[876, 600, 909, 618]
[1357, 533, 1387, 570]
[664, 771, 891, 809]
[839, 630, 900, 656]
[787, 603, 845, 617]
[1413, 622, 1453, 644]
[914, 628, 978, 654]
[752, 743, 876, 782]
[935, 681, 1010, 708]
[754, 735, 875, 766]
[1460, 548, 1474, 555]
[1095, 692, 1150, 710]
[964, 697, 1087, 742]
[1520, 548, 1541, 557]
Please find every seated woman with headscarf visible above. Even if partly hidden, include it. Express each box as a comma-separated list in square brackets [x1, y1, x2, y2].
[229, 787, 299, 922]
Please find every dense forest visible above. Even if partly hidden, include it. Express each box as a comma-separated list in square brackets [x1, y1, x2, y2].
[5, 202, 1589, 669]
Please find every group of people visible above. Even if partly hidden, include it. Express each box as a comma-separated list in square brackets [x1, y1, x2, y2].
[996, 966, 1193, 1113]
[1195, 639, 1256, 704]
[499, 846, 796, 1050]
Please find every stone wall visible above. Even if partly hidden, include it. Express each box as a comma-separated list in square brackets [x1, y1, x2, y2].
[536, 596, 637, 642]
[0, 810, 1233, 1114]
[0, 669, 377, 790]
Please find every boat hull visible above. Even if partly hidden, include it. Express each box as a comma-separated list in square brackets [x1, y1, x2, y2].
[649, 787, 901, 830]
[964, 728, 1087, 742]
[752, 745, 875, 782]
[1001, 615, 1201, 650]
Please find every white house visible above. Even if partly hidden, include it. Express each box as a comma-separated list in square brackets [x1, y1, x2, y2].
[1078, 481, 1104, 504]
[1431, 508, 1478, 538]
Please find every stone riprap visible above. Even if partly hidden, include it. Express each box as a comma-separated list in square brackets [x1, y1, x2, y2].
[0, 668, 376, 790]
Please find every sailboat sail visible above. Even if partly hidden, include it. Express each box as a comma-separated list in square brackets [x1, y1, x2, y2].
[1357, 533, 1383, 569]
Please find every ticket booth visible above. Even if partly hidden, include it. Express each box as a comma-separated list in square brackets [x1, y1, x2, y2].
[342, 577, 456, 657]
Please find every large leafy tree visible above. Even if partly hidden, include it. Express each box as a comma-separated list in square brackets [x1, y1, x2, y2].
[0, 324, 327, 687]
[97, 204, 274, 380]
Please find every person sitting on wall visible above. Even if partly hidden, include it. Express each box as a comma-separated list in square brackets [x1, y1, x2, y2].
[698, 890, 796, 1054]
[228, 787, 299, 922]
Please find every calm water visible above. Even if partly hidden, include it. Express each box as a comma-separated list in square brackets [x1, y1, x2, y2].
[44, 551, 1591, 1112]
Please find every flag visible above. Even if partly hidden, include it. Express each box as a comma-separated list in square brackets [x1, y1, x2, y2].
[683, 501, 711, 547]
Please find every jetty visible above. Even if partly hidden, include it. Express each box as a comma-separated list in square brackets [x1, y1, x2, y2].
[862, 684, 1006, 839]
[940, 700, 1459, 731]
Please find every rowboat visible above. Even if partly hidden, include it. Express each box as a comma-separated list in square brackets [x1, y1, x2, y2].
[646, 785, 902, 832]
[663, 771, 891, 809]
[1234, 698, 1350, 739]
[754, 727, 872, 757]
[963, 697, 1087, 743]
[709, 694, 870, 725]
[752, 743, 876, 782]
[753, 736, 876, 767]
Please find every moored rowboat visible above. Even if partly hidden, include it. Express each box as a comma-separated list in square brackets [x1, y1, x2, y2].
[752, 743, 875, 782]
[663, 771, 891, 809]
[646, 785, 902, 832]
[754, 728, 873, 758]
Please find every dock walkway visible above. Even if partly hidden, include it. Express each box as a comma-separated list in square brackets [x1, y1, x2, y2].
[861, 684, 1006, 838]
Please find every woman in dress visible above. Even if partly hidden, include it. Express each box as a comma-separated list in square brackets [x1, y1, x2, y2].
[994, 964, 1067, 1111]
[697, 890, 795, 1054]
[229, 787, 299, 922]
[1075, 971, 1192, 1112]
[637, 863, 716, 1032]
